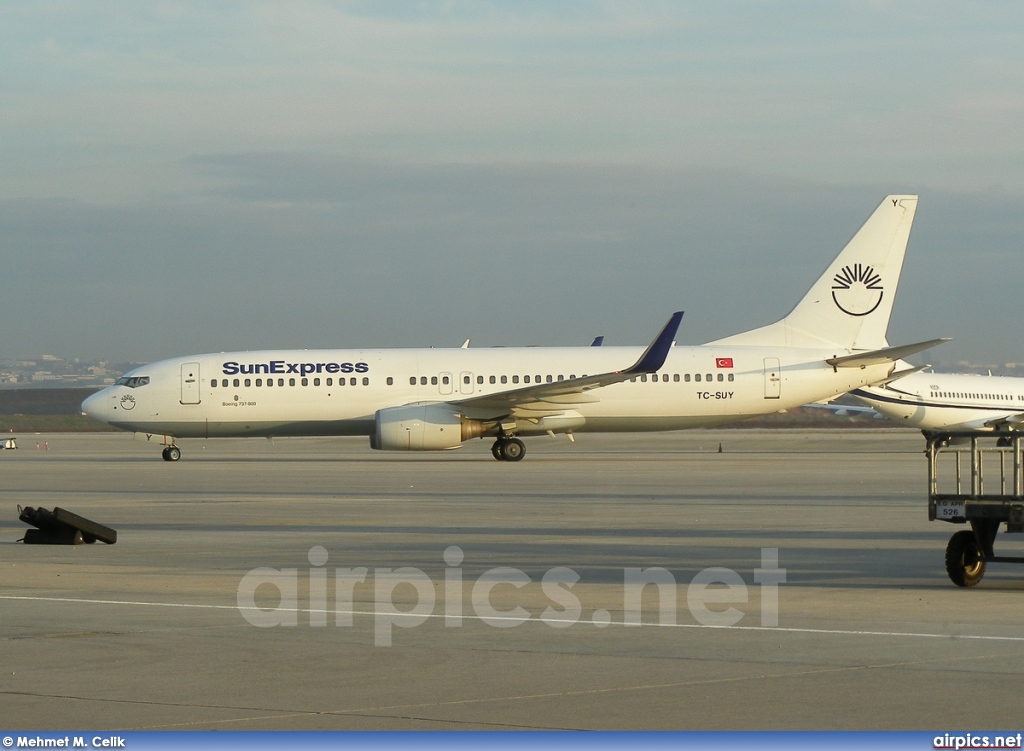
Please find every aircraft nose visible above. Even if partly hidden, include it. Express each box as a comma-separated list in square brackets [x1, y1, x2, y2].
[81, 390, 110, 422]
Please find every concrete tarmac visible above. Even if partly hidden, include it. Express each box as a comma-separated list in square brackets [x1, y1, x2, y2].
[1, 430, 1023, 730]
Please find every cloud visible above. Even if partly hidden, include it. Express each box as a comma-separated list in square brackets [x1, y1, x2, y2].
[2, 3, 1024, 366]
[4, 159, 1022, 365]
[4, 1, 1024, 205]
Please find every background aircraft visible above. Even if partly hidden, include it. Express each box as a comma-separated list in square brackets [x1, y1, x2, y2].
[847, 368, 1024, 434]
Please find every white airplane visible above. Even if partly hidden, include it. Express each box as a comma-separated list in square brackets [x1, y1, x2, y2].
[847, 368, 1024, 434]
[82, 195, 945, 462]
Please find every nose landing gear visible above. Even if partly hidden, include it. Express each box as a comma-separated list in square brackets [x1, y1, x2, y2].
[161, 446, 181, 462]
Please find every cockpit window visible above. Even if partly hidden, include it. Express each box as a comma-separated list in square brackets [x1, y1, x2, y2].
[115, 376, 150, 388]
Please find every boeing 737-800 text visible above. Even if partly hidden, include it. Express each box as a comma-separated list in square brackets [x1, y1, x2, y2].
[83, 195, 944, 461]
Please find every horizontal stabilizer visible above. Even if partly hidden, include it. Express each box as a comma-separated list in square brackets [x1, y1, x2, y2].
[825, 338, 949, 369]
[871, 364, 929, 386]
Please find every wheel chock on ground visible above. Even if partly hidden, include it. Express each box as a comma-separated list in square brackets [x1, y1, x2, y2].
[17, 505, 117, 545]
[22, 527, 85, 545]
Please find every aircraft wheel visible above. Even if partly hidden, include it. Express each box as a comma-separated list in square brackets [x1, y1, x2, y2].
[502, 438, 526, 462]
[945, 530, 985, 587]
[491, 440, 505, 461]
[163, 446, 182, 462]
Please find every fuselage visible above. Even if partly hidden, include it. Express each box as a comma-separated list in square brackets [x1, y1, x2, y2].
[851, 371, 1024, 431]
[83, 344, 894, 441]
[80, 194, 931, 461]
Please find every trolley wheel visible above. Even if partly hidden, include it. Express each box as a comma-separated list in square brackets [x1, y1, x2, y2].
[945, 530, 986, 587]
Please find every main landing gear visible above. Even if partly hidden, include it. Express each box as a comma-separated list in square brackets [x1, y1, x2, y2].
[491, 437, 526, 462]
[161, 446, 181, 462]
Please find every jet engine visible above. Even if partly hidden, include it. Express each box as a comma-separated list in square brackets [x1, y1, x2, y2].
[372, 404, 486, 451]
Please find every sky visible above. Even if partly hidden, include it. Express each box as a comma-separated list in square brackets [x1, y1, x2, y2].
[2, 1, 1024, 367]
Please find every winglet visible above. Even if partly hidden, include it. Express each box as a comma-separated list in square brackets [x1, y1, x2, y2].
[591, 336, 604, 347]
[627, 312, 684, 374]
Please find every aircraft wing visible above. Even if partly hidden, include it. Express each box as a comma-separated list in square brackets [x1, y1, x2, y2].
[919, 413, 1024, 433]
[453, 312, 683, 420]
[805, 401, 883, 418]
[983, 413, 1024, 429]
[825, 338, 950, 369]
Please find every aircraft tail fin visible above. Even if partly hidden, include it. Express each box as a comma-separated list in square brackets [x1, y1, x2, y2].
[709, 195, 918, 350]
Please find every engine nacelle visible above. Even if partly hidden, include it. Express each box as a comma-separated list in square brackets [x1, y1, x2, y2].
[372, 404, 485, 451]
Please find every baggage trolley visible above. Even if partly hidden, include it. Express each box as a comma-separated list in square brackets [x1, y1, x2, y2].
[927, 432, 1024, 586]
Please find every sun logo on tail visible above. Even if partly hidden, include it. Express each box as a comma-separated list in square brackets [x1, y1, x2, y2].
[831, 263, 884, 317]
